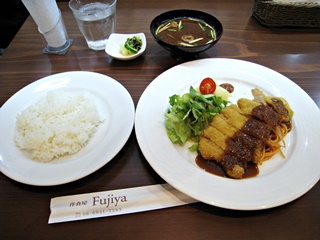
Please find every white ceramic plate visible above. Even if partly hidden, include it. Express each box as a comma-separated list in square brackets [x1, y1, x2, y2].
[105, 33, 146, 60]
[135, 58, 320, 210]
[0, 71, 135, 186]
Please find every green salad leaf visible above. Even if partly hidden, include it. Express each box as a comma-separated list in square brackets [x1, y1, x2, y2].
[164, 86, 229, 151]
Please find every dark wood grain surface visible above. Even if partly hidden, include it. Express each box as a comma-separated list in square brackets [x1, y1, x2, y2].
[1, 1, 319, 239]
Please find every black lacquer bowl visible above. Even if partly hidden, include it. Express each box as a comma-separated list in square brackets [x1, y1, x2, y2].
[150, 9, 223, 58]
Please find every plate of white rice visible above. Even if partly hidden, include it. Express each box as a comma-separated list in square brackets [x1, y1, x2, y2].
[0, 71, 135, 186]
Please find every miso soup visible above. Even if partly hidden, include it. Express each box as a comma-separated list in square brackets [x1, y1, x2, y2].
[155, 17, 216, 47]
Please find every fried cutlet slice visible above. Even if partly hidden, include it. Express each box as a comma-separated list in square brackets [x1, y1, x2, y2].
[220, 105, 271, 142]
[270, 98, 291, 122]
[201, 125, 251, 162]
[210, 114, 236, 138]
[237, 98, 281, 128]
[221, 154, 245, 179]
[237, 98, 260, 113]
[199, 134, 246, 179]
[210, 115, 264, 164]
[220, 104, 247, 130]
[201, 125, 227, 151]
[233, 132, 264, 164]
[198, 135, 224, 161]
[251, 88, 291, 122]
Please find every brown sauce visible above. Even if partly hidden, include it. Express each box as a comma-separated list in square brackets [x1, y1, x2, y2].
[195, 155, 259, 179]
[252, 105, 282, 128]
[219, 83, 234, 93]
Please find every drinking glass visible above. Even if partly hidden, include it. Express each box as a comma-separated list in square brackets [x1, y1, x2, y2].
[69, 0, 117, 50]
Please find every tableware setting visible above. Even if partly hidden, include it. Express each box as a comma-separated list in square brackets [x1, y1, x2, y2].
[0, 71, 135, 186]
[135, 58, 320, 210]
[105, 32, 147, 60]
[1, 0, 320, 237]
[1, 58, 319, 209]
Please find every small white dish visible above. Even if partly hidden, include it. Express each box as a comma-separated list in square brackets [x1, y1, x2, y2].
[105, 33, 146, 60]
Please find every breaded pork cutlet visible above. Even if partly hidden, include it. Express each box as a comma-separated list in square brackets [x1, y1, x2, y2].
[199, 104, 275, 179]
[209, 115, 264, 164]
[198, 89, 293, 179]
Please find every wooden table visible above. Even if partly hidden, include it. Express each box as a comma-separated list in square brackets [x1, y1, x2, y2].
[1, 1, 319, 239]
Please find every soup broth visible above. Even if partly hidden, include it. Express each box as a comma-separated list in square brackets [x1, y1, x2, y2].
[156, 17, 216, 47]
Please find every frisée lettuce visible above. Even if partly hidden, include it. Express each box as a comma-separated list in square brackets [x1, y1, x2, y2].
[164, 86, 229, 151]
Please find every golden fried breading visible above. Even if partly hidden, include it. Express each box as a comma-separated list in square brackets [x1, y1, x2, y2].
[237, 98, 260, 115]
[198, 136, 224, 161]
[220, 105, 249, 130]
[210, 114, 238, 138]
[201, 126, 228, 151]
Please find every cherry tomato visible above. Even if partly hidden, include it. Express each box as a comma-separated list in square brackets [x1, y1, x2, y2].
[199, 77, 216, 94]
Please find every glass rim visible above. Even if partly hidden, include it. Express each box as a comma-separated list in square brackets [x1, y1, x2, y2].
[69, 0, 117, 12]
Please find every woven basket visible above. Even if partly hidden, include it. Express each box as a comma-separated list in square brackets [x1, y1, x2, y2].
[252, 0, 320, 27]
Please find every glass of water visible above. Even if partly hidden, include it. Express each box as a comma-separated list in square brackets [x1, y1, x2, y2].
[69, 0, 117, 51]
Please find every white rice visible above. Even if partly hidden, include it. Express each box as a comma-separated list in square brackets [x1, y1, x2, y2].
[14, 91, 104, 162]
